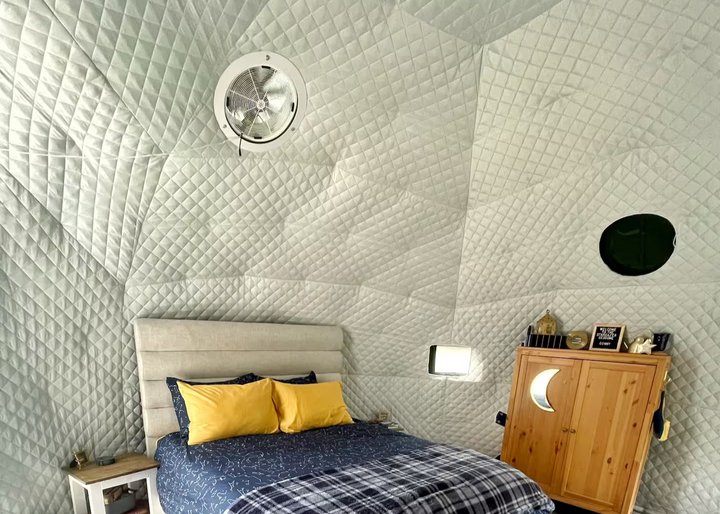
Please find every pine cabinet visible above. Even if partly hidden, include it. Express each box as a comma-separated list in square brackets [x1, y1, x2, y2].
[501, 348, 670, 514]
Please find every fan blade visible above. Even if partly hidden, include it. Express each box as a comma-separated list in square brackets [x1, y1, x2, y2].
[262, 76, 291, 96]
[228, 109, 247, 123]
[227, 89, 257, 105]
[267, 69, 289, 85]
[255, 110, 268, 124]
[265, 93, 288, 111]
[252, 66, 275, 83]
[231, 71, 259, 101]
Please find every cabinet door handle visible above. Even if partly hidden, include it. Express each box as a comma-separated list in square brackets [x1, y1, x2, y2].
[562, 428, 569, 433]
[569, 429, 577, 434]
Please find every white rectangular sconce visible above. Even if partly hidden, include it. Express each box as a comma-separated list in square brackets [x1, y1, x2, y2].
[428, 345, 471, 376]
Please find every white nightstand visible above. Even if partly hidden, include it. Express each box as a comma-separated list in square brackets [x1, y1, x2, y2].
[63, 453, 160, 514]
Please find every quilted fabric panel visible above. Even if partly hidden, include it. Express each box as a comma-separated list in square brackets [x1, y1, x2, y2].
[44, 0, 269, 152]
[639, 402, 720, 514]
[452, 292, 556, 382]
[470, 0, 720, 209]
[3, 0, 720, 513]
[458, 144, 720, 307]
[397, 0, 565, 45]
[438, 380, 508, 456]
[0, 0, 165, 282]
[0, 166, 124, 514]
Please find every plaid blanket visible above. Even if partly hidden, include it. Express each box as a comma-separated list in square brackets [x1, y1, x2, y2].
[226, 444, 554, 514]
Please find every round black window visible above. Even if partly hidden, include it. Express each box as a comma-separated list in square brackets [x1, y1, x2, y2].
[599, 214, 675, 276]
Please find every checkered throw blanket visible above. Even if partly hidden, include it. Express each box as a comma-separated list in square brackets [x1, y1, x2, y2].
[226, 444, 554, 514]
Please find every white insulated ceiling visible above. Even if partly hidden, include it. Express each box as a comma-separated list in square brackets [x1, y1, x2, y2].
[1, 0, 720, 513]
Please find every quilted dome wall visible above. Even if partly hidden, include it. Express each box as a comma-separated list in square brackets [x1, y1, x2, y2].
[1, 0, 719, 513]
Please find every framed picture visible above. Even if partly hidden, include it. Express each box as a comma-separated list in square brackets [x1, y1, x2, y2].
[590, 324, 625, 352]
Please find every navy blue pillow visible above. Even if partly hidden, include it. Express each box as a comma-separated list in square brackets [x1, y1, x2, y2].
[166, 373, 259, 434]
[260, 371, 317, 385]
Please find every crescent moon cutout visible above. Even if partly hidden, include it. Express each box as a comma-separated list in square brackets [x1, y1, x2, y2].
[530, 368, 560, 412]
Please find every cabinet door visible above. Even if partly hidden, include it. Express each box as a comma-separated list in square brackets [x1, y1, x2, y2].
[560, 361, 655, 512]
[501, 356, 581, 493]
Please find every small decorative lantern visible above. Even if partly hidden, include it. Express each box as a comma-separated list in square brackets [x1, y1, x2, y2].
[536, 310, 557, 335]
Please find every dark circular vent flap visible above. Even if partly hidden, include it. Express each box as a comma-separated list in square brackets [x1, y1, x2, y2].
[599, 214, 676, 276]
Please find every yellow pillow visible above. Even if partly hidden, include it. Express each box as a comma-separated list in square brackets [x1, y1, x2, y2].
[178, 378, 279, 445]
[272, 381, 353, 433]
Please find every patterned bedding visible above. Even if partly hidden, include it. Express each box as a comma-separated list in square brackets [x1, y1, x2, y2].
[155, 422, 553, 514]
[155, 422, 429, 514]
[227, 444, 554, 514]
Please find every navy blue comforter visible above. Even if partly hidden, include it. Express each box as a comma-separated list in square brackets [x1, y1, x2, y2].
[155, 422, 430, 514]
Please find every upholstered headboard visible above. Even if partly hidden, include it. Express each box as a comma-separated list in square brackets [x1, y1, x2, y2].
[133, 319, 344, 457]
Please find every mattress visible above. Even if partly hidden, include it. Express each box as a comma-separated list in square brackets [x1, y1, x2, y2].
[155, 422, 430, 514]
[155, 422, 553, 514]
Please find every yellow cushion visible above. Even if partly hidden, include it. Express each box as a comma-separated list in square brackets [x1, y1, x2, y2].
[178, 378, 279, 445]
[272, 381, 353, 433]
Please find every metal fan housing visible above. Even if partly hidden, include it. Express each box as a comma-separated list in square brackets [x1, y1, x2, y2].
[214, 52, 307, 152]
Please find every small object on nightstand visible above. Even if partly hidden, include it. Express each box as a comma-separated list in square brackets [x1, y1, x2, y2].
[63, 453, 160, 514]
[97, 455, 116, 466]
[380, 420, 406, 433]
[73, 449, 89, 469]
[368, 412, 389, 424]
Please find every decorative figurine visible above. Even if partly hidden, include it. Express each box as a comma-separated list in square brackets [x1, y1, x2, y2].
[627, 336, 656, 354]
[536, 310, 557, 335]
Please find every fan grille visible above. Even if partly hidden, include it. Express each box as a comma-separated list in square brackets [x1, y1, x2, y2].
[225, 65, 297, 142]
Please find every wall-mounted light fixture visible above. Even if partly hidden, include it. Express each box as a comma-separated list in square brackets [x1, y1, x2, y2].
[428, 345, 471, 376]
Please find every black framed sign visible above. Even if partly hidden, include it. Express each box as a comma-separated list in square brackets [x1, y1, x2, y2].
[590, 324, 626, 352]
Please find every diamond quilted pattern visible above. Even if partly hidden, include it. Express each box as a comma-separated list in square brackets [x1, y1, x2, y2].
[383, 376, 448, 441]
[469, 0, 720, 208]
[452, 292, 555, 382]
[397, 0, 565, 45]
[2, 0, 720, 513]
[638, 403, 720, 514]
[0, 165, 124, 514]
[45, 0, 269, 152]
[438, 381, 507, 454]
[0, 0, 165, 281]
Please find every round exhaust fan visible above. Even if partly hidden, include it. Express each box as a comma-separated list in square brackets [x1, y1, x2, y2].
[214, 52, 307, 152]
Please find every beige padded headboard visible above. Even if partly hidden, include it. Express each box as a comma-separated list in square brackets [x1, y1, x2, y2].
[133, 319, 344, 456]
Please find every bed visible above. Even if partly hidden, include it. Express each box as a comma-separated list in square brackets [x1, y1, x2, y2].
[134, 319, 554, 514]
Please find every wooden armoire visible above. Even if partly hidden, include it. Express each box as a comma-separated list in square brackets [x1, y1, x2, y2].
[501, 347, 670, 514]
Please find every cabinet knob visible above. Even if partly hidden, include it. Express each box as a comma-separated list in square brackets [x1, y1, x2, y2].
[562, 428, 569, 433]
[569, 429, 577, 434]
